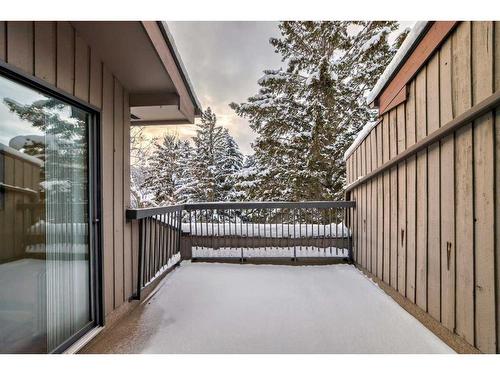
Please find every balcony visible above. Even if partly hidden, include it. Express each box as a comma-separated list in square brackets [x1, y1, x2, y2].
[81, 202, 455, 354]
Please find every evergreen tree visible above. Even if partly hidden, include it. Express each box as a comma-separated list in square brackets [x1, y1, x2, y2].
[190, 107, 243, 202]
[218, 128, 244, 201]
[141, 134, 187, 205]
[231, 21, 408, 201]
[175, 139, 198, 203]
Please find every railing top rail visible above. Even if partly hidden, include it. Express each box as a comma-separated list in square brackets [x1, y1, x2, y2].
[183, 201, 356, 210]
[127, 201, 356, 220]
[126, 204, 184, 220]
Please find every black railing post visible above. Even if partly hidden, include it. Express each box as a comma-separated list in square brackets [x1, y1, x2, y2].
[132, 218, 144, 300]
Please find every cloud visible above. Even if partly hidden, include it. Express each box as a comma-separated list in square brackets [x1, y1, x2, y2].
[153, 21, 284, 154]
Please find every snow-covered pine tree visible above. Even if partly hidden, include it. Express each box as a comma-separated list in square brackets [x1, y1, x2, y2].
[217, 128, 244, 201]
[189, 107, 243, 202]
[231, 21, 408, 201]
[174, 139, 198, 203]
[130, 126, 157, 207]
[141, 134, 187, 205]
[233, 154, 259, 201]
[190, 107, 223, 201]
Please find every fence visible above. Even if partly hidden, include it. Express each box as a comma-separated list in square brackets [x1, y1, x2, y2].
[126, 201, 355, 298]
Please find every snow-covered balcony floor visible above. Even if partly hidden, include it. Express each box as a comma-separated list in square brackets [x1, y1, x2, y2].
[83, 262, 454, 354]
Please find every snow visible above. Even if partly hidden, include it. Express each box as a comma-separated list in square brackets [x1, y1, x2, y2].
[93, 262, 454, 353]
[366, 21, 429, 105]
[360, 26, 392, 52]
[344, 22, 430, 162]
[182, 222, 350, 238]
[343, 119, 379, 161]
[192, 246, 349, 258]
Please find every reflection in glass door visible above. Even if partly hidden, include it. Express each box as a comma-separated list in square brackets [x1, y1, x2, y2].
[0, 72, 97, 353]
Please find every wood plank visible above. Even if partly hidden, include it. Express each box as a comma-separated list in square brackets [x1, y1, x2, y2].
[389, 109, 398, 288]
[363, 181, 367, 269]
[123, 90, 133, 300]
[365, 138, 371, 271]
[495, 19, 500, 356]
[101, 66, 115, 316]
[427, 143, 440, 320]
[397, 103, 407, 295]
[415, 68, 428, 311]
[74, 33, 90, 102]
[113, 78, 125, 308]
[440, 134, 455, 331]
[382, 115, 390, 283]
[453, 21, 474, 345]
[376, 125, 384, 279]
[496, 109, 500, 354]
[406, 81, 417, 147]
[415, 150, 428, 311]
[89, 50, 102, 108]
[427, 53, 441, 321]
[406, 155, 417, 303]
[370, 132, 377, 273]
[471, 21, 496, 353]
[406, 81, 417, 302]
[7, 22, 34, 74]
[0, 21, 5, 60]
[439, 38, 455, 331]
[34, 22, 56, 85]
[56, 22, 75, 94]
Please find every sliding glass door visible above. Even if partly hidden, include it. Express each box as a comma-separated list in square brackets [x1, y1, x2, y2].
[0, 71, 99, 353]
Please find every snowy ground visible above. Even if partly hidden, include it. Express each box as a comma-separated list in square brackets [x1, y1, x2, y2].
[86, 262, 454, 354]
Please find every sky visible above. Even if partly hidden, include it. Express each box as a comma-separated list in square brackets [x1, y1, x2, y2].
[144, 21, 415, 155]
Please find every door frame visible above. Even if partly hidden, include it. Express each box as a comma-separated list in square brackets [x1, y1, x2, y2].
[0, 60, 104, 353]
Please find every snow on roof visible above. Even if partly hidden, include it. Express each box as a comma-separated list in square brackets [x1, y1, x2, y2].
[365, 21, 429, 105]
[0, 143, 44, 166]
[344, 22, 430, 162]
[343, 120, 380, 161]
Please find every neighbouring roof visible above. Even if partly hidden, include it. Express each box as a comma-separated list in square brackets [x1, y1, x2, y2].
[343, 21, 430, 162]
[365, 21, 429, 105]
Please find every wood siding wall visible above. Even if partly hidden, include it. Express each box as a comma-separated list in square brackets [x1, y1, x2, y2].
[346, 21, 500, 354]
[0, 21, 135, 318]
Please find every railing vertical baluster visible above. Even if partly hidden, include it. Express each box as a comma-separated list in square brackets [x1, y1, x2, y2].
[336, 208, 339, 256]
[293, 208, 296, 260]
[176, 208, 182, 257]
[189, 209, 192, 237]
[159, 214, 164, 269]
[153, 216, 158, 277]
[170, 212, 174, 262]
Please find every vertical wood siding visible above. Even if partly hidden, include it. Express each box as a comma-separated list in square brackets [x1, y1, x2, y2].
[0, 22, 134, 318]
[346, 21, 499, 353]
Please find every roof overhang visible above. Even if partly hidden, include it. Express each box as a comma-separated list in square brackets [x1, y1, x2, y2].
[71, 21, 201, 125]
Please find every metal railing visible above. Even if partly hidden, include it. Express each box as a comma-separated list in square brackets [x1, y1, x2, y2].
[126, 204, 183, 299]
[126, 201, 355, 298]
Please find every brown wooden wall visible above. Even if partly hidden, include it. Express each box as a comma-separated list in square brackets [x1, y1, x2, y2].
[0, 21, 135, 318]
[346, 21, 500, 353]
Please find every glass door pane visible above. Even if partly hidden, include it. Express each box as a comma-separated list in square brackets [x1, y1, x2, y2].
[0, 74, 94, 353]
